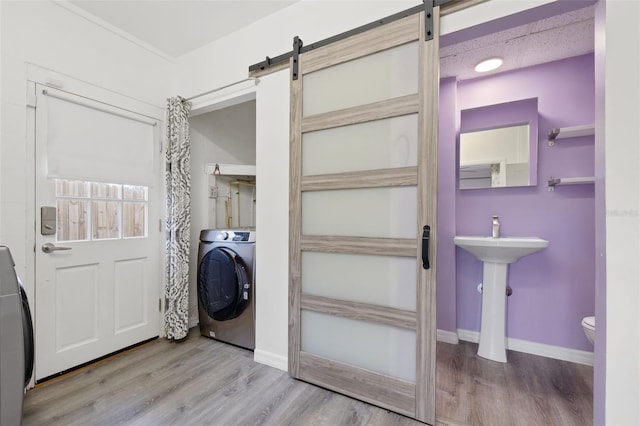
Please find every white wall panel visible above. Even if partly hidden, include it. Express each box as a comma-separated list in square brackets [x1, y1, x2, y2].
[302, 114, 418, 176]
[603, 1, 640, 424]
[302, 252, 417, 311]
[302, 186, 417, 238]
[254, 70, 290, 370]
[114, 258, 147, 333]
[55, 264, 99, 351]
[301, 310, 416, 382]
[302, 42, 418, 117]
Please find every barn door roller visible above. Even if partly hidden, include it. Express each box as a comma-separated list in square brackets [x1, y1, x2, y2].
[424, 0, 434, 41]
[292, 36, 303, 81]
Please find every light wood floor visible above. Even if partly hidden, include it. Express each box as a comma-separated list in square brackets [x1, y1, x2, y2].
[23, 329, 593, 426]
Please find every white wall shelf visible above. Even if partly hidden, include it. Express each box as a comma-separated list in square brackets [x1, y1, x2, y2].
[547, 123, 595, 191]
[547, 176, 595, 191]
[204, 163, 256, 177]
[548, 124, 595, 146]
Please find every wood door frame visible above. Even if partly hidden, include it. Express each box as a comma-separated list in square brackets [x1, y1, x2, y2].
[289, 9, 439, 423]
[417, 9, 440, 421]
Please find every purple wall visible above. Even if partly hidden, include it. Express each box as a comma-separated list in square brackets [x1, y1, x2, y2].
[451, 54, 596, 351]
[437, 77, 458, 333]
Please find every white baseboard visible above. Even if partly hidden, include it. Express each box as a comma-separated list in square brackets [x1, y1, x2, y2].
[457, 329, 481, 344]
[456, 328, 594, 366]
[437, 329, 460, 344]
[254, 349, 288, 371]
[188, 317, 199, 329]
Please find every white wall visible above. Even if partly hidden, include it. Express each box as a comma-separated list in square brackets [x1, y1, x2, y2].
[603, 1, 640, 424]
[190, 102, 257, 166]
[188, 101, 256, 327]
[253, 70, 290, 369]
[175, 1, 415, 98]
[0, 1, 174, 305]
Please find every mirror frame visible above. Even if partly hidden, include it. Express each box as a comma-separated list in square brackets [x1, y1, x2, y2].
[459, 97, 538, 189]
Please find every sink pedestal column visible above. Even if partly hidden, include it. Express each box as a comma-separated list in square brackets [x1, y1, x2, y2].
[478, 261, 508, 363]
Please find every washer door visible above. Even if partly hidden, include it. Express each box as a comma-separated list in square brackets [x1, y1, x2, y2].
[198, 247, 250, 321]
[18, 281, 34, 387]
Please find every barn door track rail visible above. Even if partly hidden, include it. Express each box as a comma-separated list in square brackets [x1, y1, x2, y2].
[248, 0, 458, 78]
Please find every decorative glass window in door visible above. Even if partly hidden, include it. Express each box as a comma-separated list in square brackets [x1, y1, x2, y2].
[55, 179, 148, 242]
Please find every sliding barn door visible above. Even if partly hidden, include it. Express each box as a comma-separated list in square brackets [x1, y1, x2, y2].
[289, 9, 439, 424]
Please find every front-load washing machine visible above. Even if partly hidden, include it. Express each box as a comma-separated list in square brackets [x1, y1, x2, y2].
[197, 229, 255, 350]
[0, 246, 34, 425]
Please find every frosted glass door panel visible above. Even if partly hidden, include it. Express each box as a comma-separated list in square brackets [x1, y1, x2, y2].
[302, 187, 417, 238]
[303, 42, 418, 117]
[301, 310, 416, 382]
[302, 252, 417, 311]
[302, 114, 418, 176]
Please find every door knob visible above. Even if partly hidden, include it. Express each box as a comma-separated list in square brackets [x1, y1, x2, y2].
[41, 242, 72, 253]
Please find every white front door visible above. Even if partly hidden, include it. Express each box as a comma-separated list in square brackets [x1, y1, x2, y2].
[33, 84, 162, 381]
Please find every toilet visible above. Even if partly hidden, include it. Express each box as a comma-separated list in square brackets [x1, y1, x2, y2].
[581, 316, 595, 345]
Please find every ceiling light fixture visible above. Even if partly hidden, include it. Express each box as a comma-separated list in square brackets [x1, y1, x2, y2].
[474, 57, 503, 73]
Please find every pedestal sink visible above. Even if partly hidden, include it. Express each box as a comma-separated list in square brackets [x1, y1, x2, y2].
[454, 236, 549, 362]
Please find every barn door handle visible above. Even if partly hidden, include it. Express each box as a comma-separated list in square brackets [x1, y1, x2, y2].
[422, 225, 430, 269]
[41, 243, 72, 253]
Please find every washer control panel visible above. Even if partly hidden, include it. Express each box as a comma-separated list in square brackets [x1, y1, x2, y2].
[200, 229, 256, 244]
[231, 232, 250, 242]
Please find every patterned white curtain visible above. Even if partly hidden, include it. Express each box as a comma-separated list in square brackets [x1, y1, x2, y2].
[165, 97, 191, 340]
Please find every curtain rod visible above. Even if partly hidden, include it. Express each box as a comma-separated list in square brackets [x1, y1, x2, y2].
[184, 77, 260, 102]
[42, 88, 158, 126]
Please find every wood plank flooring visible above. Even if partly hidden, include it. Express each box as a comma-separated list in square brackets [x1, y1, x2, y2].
[23, 329, 592, 426]
[435, 340, 593, 426]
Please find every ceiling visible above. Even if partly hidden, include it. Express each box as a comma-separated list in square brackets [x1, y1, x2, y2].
[67, 0, 300, 58]
[66, 1, 594, 79]
[440, 5, 594, 81]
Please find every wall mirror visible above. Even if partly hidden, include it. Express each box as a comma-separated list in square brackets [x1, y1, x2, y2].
[459, 98, 538, 189]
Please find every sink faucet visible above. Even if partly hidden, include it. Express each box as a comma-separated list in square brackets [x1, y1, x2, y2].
[492, 215, 500, 238]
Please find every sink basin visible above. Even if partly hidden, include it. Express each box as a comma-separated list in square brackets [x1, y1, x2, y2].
[453, 236, 549, 264]
[454, 235, 549, 362]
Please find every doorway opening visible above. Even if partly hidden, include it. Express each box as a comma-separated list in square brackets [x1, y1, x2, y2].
[187, 92, 257, 328]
